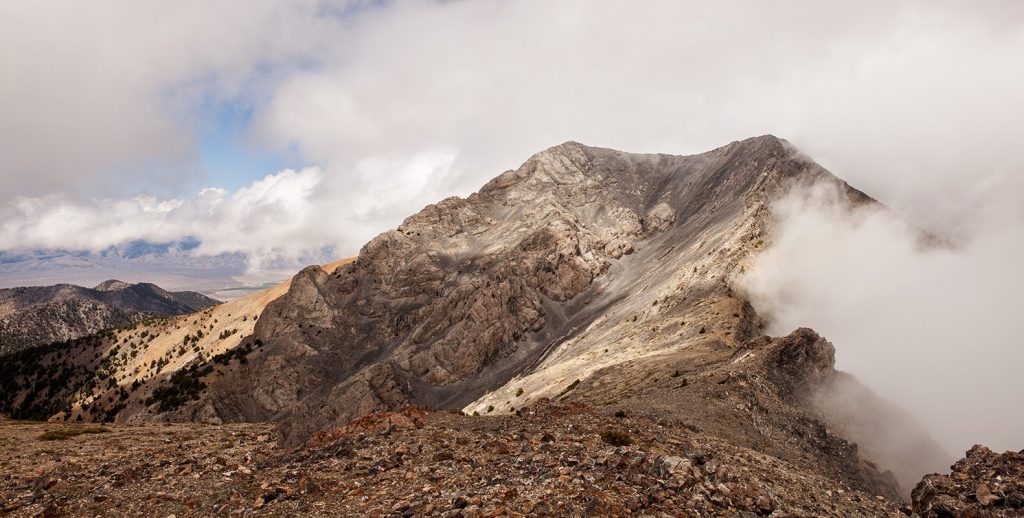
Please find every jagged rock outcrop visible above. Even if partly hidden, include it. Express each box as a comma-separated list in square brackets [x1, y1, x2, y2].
[912, 445, 1024, 516]
[122, 135, 938, 498]
[0, 280, 219, 355]
[184, 137, 843, 435]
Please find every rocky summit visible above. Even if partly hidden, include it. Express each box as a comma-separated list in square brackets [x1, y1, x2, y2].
[2, 136, 1022, 517]
[146, 136, 874, 440]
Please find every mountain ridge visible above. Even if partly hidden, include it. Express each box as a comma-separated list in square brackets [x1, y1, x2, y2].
[120, 135, 941, 497]
[0, 279, 220, 355]
[0, 137, 953, 504]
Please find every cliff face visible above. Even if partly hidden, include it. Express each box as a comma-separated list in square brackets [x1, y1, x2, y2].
[125, 135, 939, 497]
[178, 136, 839, 432]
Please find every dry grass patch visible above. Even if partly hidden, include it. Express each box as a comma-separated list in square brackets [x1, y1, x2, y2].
[37, 426, 110, 441]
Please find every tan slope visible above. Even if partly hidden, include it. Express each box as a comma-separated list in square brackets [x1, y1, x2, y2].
[61, 258, 355, 421]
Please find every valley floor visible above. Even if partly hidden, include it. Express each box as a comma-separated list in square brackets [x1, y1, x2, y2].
[0, 401, 908, 517]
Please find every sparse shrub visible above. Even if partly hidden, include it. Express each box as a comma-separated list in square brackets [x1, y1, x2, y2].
[601, 429, 633, 447]
[614, 410, 627, 418]
[37, 426, 108, 441]
[211, 340, 255, 365]
[144, 367, 207, 412]
[486, 405, 494, 413]
[557, 379, 581, 398]
[515, 387, 524, 397]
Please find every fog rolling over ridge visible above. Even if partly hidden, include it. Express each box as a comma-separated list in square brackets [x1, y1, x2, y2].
[739, 178, 1024, 455]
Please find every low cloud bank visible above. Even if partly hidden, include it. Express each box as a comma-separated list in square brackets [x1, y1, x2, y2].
[0, 148, 462, 274]
[739, 181, 1024, 455]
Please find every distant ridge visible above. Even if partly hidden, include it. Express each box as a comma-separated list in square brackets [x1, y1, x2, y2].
[0, 280, 220, 354]
[93, 279, 133, 292]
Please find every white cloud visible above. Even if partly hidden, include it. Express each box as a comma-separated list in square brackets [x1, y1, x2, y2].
[0, 0, 337, 195]
[0, 169, 323, 257]
[739, 181, 1024, 455]
[4, 1, 1023, 262]
[0, 148, 461, 273]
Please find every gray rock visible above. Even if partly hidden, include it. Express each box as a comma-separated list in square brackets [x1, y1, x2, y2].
[181, 135, 876, 446]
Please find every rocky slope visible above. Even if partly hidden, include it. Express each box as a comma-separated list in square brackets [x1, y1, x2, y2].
[0, 401, 911, 517]
[0, 136, 956, 503]
[0, 280, 219, 355]
[4, 404, 1022, 517]
[113, 135, 945, 496]
[178, 136, 861, 435]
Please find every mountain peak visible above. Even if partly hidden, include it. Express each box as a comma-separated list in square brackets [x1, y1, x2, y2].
[0, 137, 957, 510]
[94, 279, 133, 292]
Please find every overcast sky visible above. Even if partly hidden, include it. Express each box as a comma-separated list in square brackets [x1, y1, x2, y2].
[1, 0, 1023, 457]
[2, 0, 1021, 270]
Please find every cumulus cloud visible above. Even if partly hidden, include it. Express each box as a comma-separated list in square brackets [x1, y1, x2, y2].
[739, 180, 1024, 455]
[0, 147, 460, 273]
[0, 0, 338, 196]
[1, 168, 323, 264]
[4, 1, 1024, 267]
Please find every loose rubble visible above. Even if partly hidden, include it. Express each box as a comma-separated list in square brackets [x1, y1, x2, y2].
[912, 445, 1024, 517]
[1, 400, 906, 517]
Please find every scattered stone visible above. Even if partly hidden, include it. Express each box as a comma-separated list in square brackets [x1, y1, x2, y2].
[912, 445, 1024, 517]
[0, 401, 909, 517]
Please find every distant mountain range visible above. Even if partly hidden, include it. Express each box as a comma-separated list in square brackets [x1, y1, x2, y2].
[0, 244, 325, 302]
[0, 280, 219, 355]
[0, 245, 251, 295]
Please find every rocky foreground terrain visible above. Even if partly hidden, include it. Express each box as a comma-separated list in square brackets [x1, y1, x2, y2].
[0, 403, 909, 517]
[912, 446, 1024, 517]
[0, 281, 219, 355]
[2, 403, 1022, 517]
